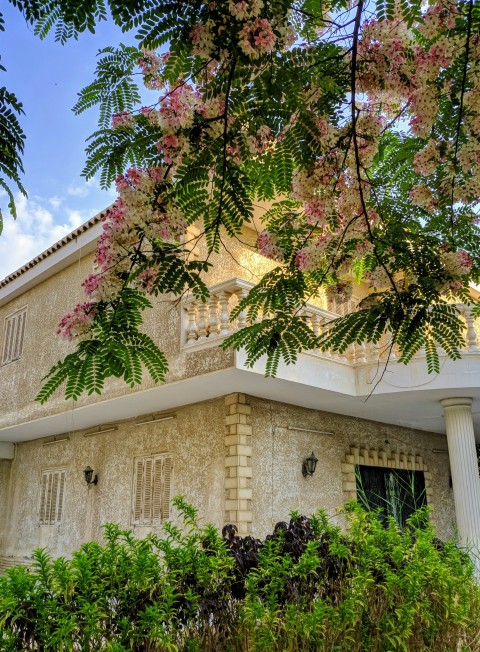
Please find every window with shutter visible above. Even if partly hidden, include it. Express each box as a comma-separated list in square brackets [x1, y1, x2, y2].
[131, 454, 173, 525]
[2, 307, 27, 365]
[39, 469, 66, 525]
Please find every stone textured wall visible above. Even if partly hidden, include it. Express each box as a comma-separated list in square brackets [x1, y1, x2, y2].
[0, 399, 225, 559]
[0, 223, 276, 430]
[248, 397, 455, 542]
[0, 459, 12, 550]
[0, 394, 457, 561]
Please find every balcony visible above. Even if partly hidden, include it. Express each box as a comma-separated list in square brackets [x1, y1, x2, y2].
[181, 278, 480, 436]
[1, 277, 479, 444]
[181, 277, 480, 363]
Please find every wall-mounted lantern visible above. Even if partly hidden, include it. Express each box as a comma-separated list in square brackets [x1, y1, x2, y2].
[302, 452, 318, 477]
[84, 466, 98, 486]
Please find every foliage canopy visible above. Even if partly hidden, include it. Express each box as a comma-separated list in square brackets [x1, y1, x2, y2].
[2, 0, 480, 400]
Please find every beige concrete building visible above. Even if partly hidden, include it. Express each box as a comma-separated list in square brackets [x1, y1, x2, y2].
[1, 216, 480, 571]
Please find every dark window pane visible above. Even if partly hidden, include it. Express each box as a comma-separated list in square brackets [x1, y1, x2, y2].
[356, 465, 427, 528]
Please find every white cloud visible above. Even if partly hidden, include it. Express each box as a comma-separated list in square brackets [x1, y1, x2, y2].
[0, 193, 96, 280]
[66, 176, 104, 198]
[48, 196, 62, 210]
[66, 183, 89, 198]
[0, 172, 115, 281]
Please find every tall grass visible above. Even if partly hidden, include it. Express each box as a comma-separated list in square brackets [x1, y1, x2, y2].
[0, 498, 479, 651]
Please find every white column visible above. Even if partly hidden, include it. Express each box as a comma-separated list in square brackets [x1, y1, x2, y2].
[441, 398, 480, 567]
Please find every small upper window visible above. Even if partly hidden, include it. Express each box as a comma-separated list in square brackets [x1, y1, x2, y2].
[39, 469, 66, 525]
[132, 453, 173, 526]
[355, 465, 427, 528]
[2, 307, 27, 365]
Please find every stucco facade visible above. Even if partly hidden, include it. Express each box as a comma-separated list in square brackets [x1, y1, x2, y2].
[0, 217, 479, 568]
[0, 394, 456, 563]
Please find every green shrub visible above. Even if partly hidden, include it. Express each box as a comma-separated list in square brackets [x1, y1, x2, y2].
[0, 498, 479, 651]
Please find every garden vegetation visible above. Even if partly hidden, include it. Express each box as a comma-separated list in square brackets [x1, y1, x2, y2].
[1, 498, 479, 651]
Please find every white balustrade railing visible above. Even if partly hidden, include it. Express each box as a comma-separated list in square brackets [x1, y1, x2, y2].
[459, 303, 480, 354]
[183, 278, 253, 347]
[182, 279, 480, 365]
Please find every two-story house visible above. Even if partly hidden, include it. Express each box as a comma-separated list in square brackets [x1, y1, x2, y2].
[1, 214, 479, 571]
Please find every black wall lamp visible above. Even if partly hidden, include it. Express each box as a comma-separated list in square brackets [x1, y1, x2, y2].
[302, 452, 318, 477]
[84, 466, 98, 485]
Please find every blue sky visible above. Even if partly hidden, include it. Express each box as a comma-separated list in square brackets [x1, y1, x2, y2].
[0, 5, 137, 279]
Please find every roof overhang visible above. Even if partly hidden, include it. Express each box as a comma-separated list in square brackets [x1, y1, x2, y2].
[1, 348, 479, 445]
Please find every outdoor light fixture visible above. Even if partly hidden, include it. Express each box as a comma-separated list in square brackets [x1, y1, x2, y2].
[302, 452, 318, 477]
[83, 466, 98, 485]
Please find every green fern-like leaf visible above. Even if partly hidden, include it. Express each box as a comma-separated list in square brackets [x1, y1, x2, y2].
[73, 45, 142, 129]
[0, 84, 27, 222]
[36, 289, 169, 403]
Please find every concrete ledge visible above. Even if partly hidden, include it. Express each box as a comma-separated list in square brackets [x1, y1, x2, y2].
[0, 441, 14, 459]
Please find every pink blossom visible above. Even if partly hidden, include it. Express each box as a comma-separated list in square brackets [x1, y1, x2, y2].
[239, 18, 277, 59]
[82, 273, 104, 296]
[257, 232, 284, 261]
[57, 302, 97, 339]
[294, 249, 309, 270]
[112, 111, 134, 129]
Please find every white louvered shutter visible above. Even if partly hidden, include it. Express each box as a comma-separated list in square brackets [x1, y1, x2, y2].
[2, 309, 27, 364]
[39, 470, 66, 525]
[162, 456, 173, 521]
[143, 458, 153, 523]
[49, 472, 59, 525]
[132, 455, 173, 525]
[45, 472, 54, 524]
[2, 318, 13, 364]
[152, 456, 163, 524]
[132, 459, 145, 524]
[13, 310, 27, 360]
[39, 472, 48, 525]
[55, 472, 66, 524]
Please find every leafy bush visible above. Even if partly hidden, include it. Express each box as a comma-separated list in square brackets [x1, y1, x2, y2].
[1, 498, 479, 651]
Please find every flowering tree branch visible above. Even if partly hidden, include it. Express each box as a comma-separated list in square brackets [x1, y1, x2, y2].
[5, 0, 476, 401]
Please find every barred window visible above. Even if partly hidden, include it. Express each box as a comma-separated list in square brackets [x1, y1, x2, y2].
[2, 307, 27, 364]
[132, 454, 173, 525]
[39, 470, 66, 525]
[356, 466, 427, 528]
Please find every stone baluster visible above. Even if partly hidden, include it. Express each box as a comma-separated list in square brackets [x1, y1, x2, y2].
[463, 305, 480, 353]
[388, 334, 396, 361]
[378, 333, 392, 361]
[346, 343, 356, 364]
[197, 302, 208, 340]
[300, 310, 313, 353]
[301, 308, 311, 328]
[208, 294, 220, 338]
[236, 289, 248, 330]
[321, 318, 331, 358]
[186, 302, 198, 344]
[299, 308, 317, 351]
[356, 341, 366, 364]
[218, 291, 231, 336]
[365, 342, 373, 363]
